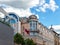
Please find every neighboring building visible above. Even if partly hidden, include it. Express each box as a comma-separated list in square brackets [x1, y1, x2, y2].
[0, 7, 14, 45]
[53, 31, 59, 45]
[4, 12, 21, 34]
[58, 34, 60, 45]
[50, 25, 59, 45]
[0, 7, 21, 34]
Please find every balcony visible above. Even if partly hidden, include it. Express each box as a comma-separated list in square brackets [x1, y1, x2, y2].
[30, 29, 39, 33]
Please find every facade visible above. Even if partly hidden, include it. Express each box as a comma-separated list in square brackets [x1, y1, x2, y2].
[1, 6, 60, 45]
[50, 25, 59, 45]
[20, 15, 55, 45]
[57, 34, 60, 45]
[3, 13, 60, 45]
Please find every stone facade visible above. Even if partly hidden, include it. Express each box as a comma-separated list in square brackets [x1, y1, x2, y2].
[20, 15, 56, 45]
[53, 31, 59, 45]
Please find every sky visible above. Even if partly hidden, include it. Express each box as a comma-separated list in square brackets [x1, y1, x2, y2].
[0, 0, 60, 33]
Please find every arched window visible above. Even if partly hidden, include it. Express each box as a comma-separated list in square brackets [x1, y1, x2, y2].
[5, 13, 19, 24]
[9, 13, 18, 22]
[8, 19, 16, 24]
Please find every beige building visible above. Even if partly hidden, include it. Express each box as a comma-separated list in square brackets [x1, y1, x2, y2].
[50, 25, 59, 45]
[20, 15, 55, 45]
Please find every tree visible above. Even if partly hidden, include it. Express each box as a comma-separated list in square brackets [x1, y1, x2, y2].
[14, 33, 25, 45]
[25, 38, 36, 45]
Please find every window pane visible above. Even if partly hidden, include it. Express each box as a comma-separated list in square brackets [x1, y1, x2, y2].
[30, 32, 38, 35]
[30, 21, 37, 30]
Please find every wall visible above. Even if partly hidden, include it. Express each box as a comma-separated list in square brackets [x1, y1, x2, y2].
[0, 22, 14, 45]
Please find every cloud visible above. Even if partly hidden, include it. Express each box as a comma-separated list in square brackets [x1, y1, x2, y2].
[3, 6, 32, 17]
[0, 0, 18, 2]
[0, 0, 39, 18]
[0, 0, 39, 9]
[0, 12, 5, 18]
[36, 0, 59, 12]
[0, 0, 59, 18]
[0, 0, 59, 12]
[52, 25, 60, 30]
[49, 25, 60, 34]
[4, 7, 39, 18]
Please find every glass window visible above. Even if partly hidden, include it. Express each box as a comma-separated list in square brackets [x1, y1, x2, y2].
[30, 21, 37, 35]
[8, 19, 16, 24]
[30, 32, 38, 36]
[30, 21, 37, 30]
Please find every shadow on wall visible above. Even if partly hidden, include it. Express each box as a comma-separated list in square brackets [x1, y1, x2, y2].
[0, 22, 14, 45]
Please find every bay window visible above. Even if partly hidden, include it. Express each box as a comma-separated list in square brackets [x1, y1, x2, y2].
[30, 21, 37, 30]
[30, 21, 37, 35]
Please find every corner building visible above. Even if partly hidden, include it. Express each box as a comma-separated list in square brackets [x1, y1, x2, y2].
[20, 15, 54, 45]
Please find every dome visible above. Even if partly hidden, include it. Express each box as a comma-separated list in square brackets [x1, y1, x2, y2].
[5, 12, 19, 24]
[29, 15, 37, 19]
[9, 13, 18, 21]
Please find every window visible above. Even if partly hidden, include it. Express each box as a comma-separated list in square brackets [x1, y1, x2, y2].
[30, 32, 38, 36]
[8, 19, 16, 24]
[30, 21, 37, 35]
[30, 21, 37, 30]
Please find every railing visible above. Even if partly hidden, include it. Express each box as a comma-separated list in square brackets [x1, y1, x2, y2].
[0, 18, 10, 27]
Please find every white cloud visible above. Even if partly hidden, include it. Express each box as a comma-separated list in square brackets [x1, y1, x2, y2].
[0, 0, 39, 18]
[0, 12, 5, 18]
[0, 0, 39, 9]
[36, 0, 59, 12]
[3, 6, 32, 17]
[36, 15, 39, 19]
[0, 0, 16, 2]
[49, 25, 60, 34]
[0, 0, 59, 12]
[39, 0, 46, 6]
[0, 0, 59, 18]
[49, 0, 59, 11]
[52, 25, 60, 30]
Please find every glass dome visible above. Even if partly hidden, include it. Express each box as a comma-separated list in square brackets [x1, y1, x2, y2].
[5, 13, 19, 24]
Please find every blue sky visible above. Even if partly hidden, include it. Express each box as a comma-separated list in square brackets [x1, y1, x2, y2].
[30, 0, 60, 27]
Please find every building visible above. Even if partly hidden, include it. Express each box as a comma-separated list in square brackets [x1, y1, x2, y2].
[4, 12, 21, 34]
[0, 7, 21, 34]
[20, 15, 55, 45]
[50, 25, 59, 45]
[58, 34, 60, 45]
[1, 6, 59, 45]
[0, 7, 14, 45]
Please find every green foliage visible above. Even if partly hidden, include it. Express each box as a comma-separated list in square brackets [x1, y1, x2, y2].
[14, 33, 25, 45]
[25, 38, 36, 45]
[14, 33, 36, 45]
